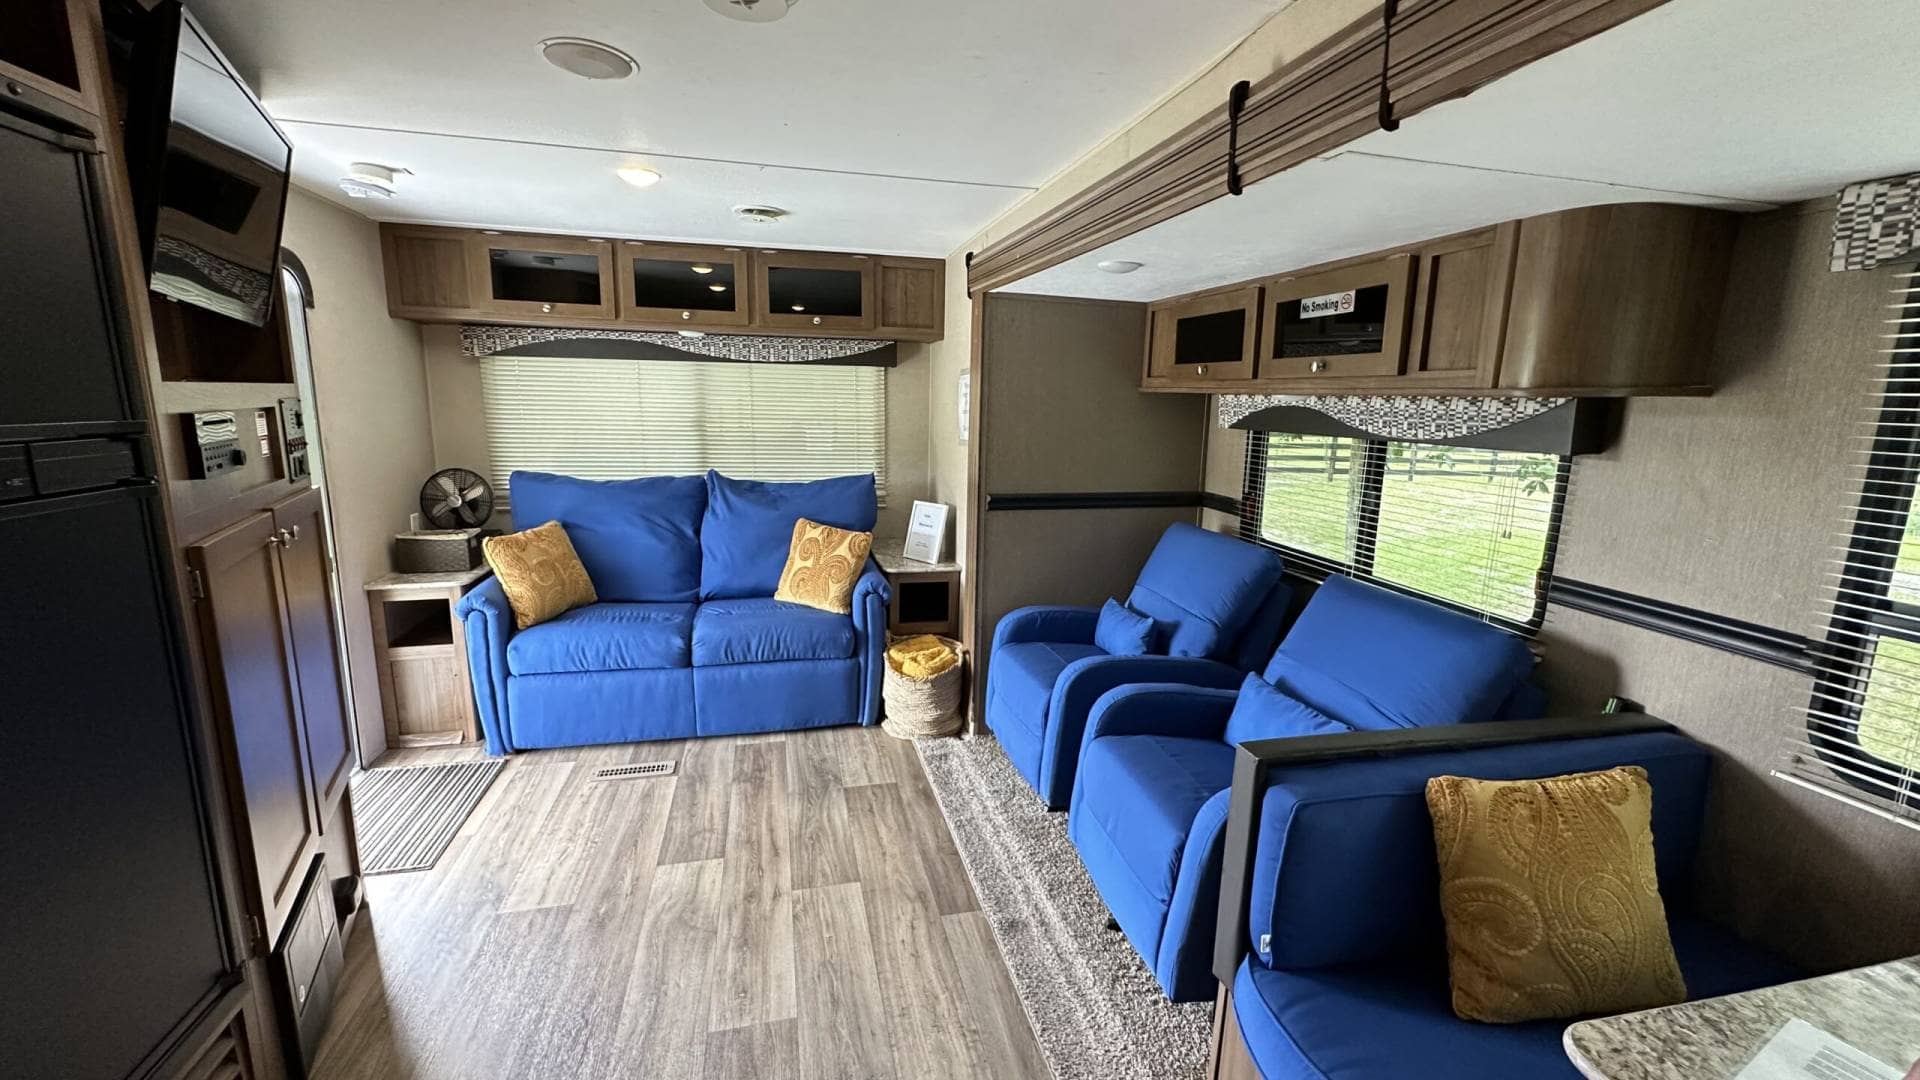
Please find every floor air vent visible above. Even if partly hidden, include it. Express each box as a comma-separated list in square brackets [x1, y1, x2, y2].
[593, 761, 676, 781]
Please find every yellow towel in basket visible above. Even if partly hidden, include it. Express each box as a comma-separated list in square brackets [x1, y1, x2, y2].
[887, 635, 959, 680]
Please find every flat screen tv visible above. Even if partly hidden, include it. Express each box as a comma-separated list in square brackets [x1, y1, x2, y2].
[117, 3, 292, 327]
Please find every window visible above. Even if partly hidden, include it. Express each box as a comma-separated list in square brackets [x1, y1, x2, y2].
[1243, 431, 1568, 630]
[479, 354, 887, 502]
[1794, 270, 1920, 825]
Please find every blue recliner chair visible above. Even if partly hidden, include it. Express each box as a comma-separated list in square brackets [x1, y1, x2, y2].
[1216, 720, 1800, 1079]
[1069, 575, 1543, 1001]
[985, 523, 1290, 810]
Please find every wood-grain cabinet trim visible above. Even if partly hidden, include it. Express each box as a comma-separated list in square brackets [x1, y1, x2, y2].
[616, 240, 753, 328]
[1255, 254, 1413, 381]
[467, 233, 619, 322]
[754, 250, 878, 332]
[1141, 204, 1733, 397]
[1145, 286, 1261, 383]
[876, 256, 946, 341]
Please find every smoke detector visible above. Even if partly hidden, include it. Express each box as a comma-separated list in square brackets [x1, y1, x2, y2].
[733, 205, 789, 225]
[705, 0, 799, 23]
[540, 37, 639, 80]
[339, 162, 405, 200]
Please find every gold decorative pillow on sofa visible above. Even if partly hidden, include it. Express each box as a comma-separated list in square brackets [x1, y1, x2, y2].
[482, 520, 598, 630]
[1425, 766, 1686, 1024]
[774, 517, 873, 614]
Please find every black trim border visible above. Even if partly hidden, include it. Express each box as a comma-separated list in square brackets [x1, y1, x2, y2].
[985, 490, 1206, 512]
[1547, 577, 1816, 674]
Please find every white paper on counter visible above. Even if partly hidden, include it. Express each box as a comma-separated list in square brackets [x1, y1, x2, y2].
[1734, 1018, 1901, 1080]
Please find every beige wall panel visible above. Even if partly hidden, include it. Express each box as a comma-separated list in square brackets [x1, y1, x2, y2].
[979, 294, 1203, 494]
[1204, 407, 1247, 500]
[1554, 206, 1882, 634]
[282, 189, 435, 765]
[1537, 607, 1920, 971]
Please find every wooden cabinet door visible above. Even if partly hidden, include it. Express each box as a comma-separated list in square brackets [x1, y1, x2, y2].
[468, 233, 617, 321]
[381, 224, 475, 320]
[754, 250, 876, 332]
[617, 241, 752, 328]
[1146, 287, 1260, 382]
[272, 488, 351, 825]
[1404, 223, 1517, 388]
[189, 510, 316, 945]
[1256, 254, 1413, 381]
[876, 256, 944, 340]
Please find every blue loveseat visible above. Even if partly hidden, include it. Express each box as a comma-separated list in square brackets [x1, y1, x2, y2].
[1069, 575, 1543, 1002]
[1217, 721, 1799, 1079]
[457, 470, 889, 754]
[985, 523, 1291, 810]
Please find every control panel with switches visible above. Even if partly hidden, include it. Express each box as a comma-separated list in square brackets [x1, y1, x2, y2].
[181, 411, 245, 479]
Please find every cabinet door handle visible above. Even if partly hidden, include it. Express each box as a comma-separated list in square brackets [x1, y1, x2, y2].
[288, 525, 302, 543]
[267, 532, 286, 549]
[1310, 359, 1329, 373]
[541, 303, 554, 314]
[1196, 364, 1209, 375]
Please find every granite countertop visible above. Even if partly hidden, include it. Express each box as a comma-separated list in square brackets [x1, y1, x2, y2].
[872, 536, 959, 575]
[1564, 956, 1920, 1080]
[364, 565, 492, 592]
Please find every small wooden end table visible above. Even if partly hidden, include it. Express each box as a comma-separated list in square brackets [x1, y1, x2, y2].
[873, 540, 961, 638]
[364, 566, 490, 748]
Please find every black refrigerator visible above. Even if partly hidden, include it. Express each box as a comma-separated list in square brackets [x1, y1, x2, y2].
[0, 100, 236, 1077]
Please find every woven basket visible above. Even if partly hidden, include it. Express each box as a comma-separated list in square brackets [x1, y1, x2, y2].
[881, 635, 965, 739]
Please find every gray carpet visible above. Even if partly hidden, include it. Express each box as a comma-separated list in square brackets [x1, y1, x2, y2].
[352, 760, 504, 874]
[915, 735, 1212, 1080]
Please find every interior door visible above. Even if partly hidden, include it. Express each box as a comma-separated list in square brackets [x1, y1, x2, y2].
[273, 488, 351, 823]
[189, 509, 315, 944]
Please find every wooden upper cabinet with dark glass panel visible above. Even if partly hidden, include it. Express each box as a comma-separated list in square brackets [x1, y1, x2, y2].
[618, 241, 751, 327]
[0, 0, 105, 126]
[754, 250, 876, 332]
[1145, 286, 1260, 383]
[467, 233, 616, 321]
[1256, 254, 1414, 381]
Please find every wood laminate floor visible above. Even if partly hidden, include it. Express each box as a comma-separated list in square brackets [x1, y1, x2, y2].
[314, 726, 1048, 1080]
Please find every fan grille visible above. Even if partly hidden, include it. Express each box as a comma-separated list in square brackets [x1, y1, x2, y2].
[420, 468, 495, 529]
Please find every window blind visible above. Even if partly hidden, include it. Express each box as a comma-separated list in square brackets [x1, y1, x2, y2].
[1782, 269, 1920, 830]
[1241, 432, 1570, 630]
[479, 354, 887, 502]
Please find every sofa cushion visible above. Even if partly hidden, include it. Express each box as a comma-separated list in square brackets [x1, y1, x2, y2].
[509, 472, 706, 604]
[1076, 735, 1235, 904]
[988, 641, 1106, 740]
[1126, 523, 1284, 659]
[692, 597, 856, 666]
[1094, 597, 1157, 657]
[1265, 575, 1533, 728]
[700, 472, 878, 601]
[773, 518, 875, 614]
[1230, 919, 1797, 1080]
[1222, 673, 1353, 746]
[507, 602, 694, 674]
[482, 520, 598, 630]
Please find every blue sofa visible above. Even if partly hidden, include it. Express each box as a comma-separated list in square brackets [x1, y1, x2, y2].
[1069, 575, 1542, 1001]
[1218, 721, 1799, 1079]
[985, 523, 1291, 809]
[457, 470, 890, 754]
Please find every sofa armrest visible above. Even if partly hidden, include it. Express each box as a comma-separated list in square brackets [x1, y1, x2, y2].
[1035, 657, 1244, 809]
[851, 560, 891, 727]
[1082, 683, 1241, 745]
[456, 576, 516, 755]
[1210, 713, 1679, 984]
[992, 604, 1099, 653]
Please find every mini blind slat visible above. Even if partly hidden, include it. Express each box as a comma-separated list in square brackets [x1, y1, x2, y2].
[1778, 272, 1920, 831]
[1238, 433, 1567, 631]
[479, 355, 887, 504]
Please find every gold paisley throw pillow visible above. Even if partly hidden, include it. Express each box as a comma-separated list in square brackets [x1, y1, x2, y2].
[1426, 766, 1686, 1024]
[774, 518, 873, 614]
[482, 521, 598, 630]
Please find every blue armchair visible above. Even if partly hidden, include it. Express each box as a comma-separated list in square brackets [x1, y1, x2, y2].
[1068, 574, 1542, 1001]
[1211, 717, 1800, 1079]
[984, 523, 1291, 810]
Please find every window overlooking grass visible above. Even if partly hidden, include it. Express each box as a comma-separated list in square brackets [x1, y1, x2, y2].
[1246, 432, 1567, 631]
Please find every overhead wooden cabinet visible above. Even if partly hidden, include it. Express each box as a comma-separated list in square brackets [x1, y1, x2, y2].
[1141, 204, 1734, 397]
[380, 225, 474, 321]
[469, 233, 617, 322]
[188, 489, 353, 946]
[618, 241, 752, 328]
[1145, 286, 1260, 382]
[754, 249, 876, 332]
[875, 256, 945, 339]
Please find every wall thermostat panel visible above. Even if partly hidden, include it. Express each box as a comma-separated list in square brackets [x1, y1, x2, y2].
[181, 411, 245, 479]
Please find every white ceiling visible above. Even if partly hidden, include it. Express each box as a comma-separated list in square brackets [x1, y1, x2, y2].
[186, 0, 1287, 255]
[1005, 0, 1920, 300]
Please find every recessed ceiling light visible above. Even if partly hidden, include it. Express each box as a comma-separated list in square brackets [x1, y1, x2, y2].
[540, 37, 639, 80]
[704, 0, 799, 23]
[708, 284, 729, 293]
[338, 162, 404, 200]
[734, 205, 789, 225]
[616, 165, 662, 189]
[690, 264, 714, 274]
[1096, 259, 1144, 274]
[678, 329, 706, 338]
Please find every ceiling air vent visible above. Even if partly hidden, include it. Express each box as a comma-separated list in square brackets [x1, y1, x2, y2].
[734, 205, 789, 225]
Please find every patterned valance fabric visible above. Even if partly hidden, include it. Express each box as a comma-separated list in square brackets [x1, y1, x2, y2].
[1217, 393, 1569, 441]
[1832, 174, 1920, 271]
[461, 324, 896, 362]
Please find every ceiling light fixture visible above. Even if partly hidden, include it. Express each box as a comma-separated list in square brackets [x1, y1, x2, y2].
[540, 37, 639, 80]
[678, 329, 706, 338]
[1096, 259, 1144, 274]
[690, 264, 714, 274]
[734, 205, 789, 225]
[338, 162, 405, 200]
[704, 0, 799, 23]
[616, 164, 662, 189]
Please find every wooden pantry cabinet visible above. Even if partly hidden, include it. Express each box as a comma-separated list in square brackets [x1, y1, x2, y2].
[379, 223, 945, 342]
[1141, 204, 1734, 396]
